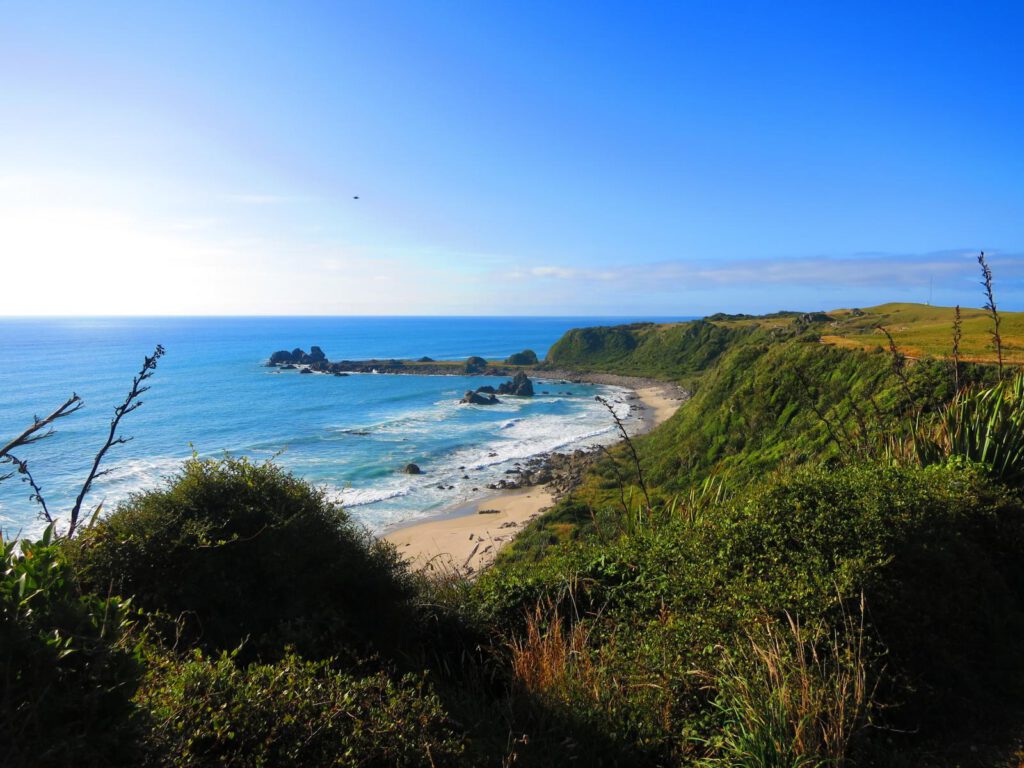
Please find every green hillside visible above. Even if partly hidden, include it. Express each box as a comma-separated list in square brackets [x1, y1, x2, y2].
[545, 302, 1024, 380]
[824, 302, 1024, 363]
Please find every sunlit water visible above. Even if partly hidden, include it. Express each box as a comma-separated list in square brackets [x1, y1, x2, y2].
[0, 316, 683, 538]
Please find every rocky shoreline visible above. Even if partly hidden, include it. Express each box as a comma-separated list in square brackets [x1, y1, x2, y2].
[482, 446, 601, 495]
[269, 346, 688, 508]
[267, 346, 538, 377]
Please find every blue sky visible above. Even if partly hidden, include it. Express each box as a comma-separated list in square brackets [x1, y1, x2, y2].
[2, 1, 1021, 315]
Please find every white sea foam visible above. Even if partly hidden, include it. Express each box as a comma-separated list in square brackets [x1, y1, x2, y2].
[337, 484, 414, 507]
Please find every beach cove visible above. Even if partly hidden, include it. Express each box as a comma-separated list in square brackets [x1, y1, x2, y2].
[385, 378, 685, 574]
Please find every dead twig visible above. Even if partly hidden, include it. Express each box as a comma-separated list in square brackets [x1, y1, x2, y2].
[595, 396, 651, 513]
[69, 345, 165, 536]
[3, 453, 52, 523]
[0, 394, 83, 461]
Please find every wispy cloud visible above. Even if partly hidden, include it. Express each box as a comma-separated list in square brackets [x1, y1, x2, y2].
[502, 250, 1023, 291]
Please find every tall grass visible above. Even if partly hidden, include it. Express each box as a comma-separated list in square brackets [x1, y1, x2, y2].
[508, 600, 600, 704]
[700, 604, 874, 768]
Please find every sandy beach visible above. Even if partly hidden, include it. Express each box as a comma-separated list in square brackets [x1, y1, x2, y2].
[384, 380, 684, 574]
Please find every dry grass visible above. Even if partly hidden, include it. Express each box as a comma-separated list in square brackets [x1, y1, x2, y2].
[508, 600, 601, 705]
[820, 303, 1024, 365]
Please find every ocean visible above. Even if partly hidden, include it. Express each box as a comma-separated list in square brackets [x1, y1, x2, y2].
[0, 316, 683, 538]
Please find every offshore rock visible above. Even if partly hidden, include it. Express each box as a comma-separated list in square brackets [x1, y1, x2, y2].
[497, 372, 535, 397]
[461, 390, 500, 405]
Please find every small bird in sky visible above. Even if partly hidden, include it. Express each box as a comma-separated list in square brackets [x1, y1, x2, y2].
[353, 195, 359, 200]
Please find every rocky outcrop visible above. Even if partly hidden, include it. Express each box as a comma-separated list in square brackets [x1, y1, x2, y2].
[461, 390, 500, 405]
[403, 463, 422, 475]
[497, 372, 534, 396]
[485, 448, 598, 493]
[268, 347, 328, 365]
[267, 348, 542, 376]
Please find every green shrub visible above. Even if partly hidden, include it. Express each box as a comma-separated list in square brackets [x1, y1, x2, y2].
[720, 463, 1024, 722]
[472, 463, 1024, 758]
[1, 525, 142, 767]
[136, 650, 464, 767]
[544, 320, 741, 378]
[464, 356, 488, 373]
[914, 369, 1024, 485]
[70, 457, 417, 660]
[505, 349, 539, 366]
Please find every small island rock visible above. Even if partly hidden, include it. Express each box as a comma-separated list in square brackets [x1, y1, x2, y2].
[461, 390, 500, 405]
[497, 371, 535, 396]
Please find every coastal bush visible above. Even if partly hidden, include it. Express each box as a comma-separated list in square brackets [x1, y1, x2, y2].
[69, 457, 417, 660]
[470, 462, 1024, 760]
[136, 650, 465, 767]
[505, 349, 539, 365]
[464, 355, 488, 373]
[544, 320, 748, 379]
[1, 525, 142, 767]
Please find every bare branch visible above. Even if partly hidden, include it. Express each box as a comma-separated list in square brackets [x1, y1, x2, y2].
[2, 453, 53, 524]
[877, 325, 917, 413]
[0, 394, 83, 462]
[596, 396, 651, 513]
[69, 344, 165, 536]
[793, 366, 850, 454]
[596, 443, 631, 520]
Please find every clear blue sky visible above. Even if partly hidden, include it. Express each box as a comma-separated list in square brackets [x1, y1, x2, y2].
[2, 1, 1021, 315]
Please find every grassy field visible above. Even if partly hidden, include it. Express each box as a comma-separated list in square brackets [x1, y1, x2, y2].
[817, 302, 1024, 364]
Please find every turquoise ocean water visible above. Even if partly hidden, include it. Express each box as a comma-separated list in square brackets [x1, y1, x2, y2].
[0, 317, 682, 538]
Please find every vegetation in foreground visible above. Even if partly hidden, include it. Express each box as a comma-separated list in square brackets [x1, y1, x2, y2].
[3, 275, 1024, 765]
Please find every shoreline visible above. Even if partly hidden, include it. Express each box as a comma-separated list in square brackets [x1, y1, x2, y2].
[384, 378, 685, 574]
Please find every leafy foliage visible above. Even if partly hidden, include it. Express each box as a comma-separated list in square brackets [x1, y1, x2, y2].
[1, 525, 142, 767]
[914, 369, 1024, 485]
[544, 319, 750, 380]
[70, 457, 417, 660]
[464, 356, 488, 373]
[136, 651, 464, 767]
[505, 349, 539, 365]
[472, 463, 1024, 761]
